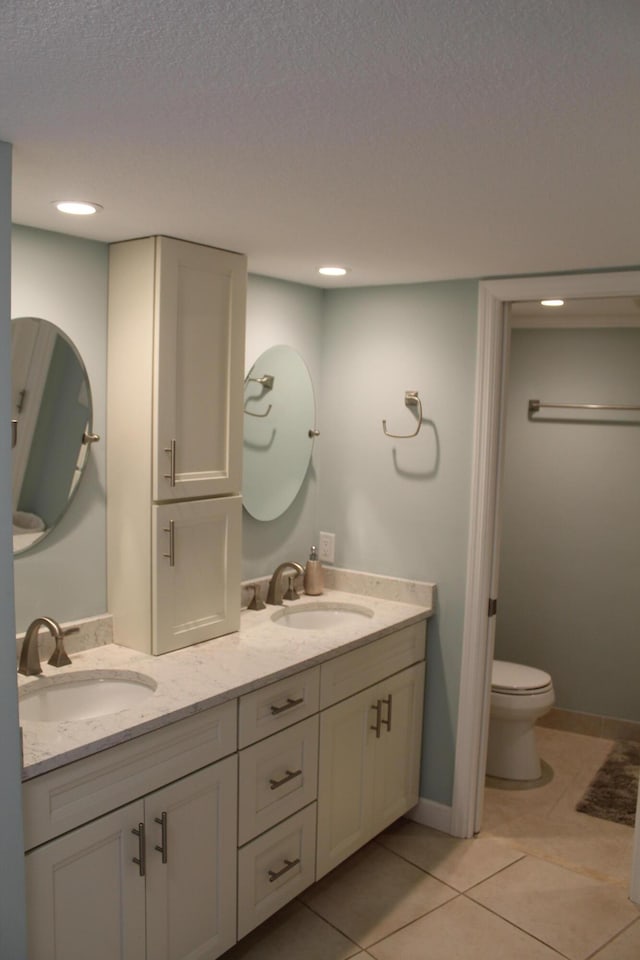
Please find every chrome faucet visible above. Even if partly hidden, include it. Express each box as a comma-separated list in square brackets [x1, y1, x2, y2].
[18, 617, 78, 676]
[266, 561, 304, 606]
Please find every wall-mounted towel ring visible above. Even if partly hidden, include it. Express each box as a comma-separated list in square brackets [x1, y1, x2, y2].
[244, 374, 274, 417]
[382, 391, 422, 438]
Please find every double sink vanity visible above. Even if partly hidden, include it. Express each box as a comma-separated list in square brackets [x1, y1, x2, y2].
[18, 581, 432, 960]
[14, 234, 433, 958]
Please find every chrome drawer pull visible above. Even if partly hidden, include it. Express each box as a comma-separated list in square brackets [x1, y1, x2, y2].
[132, 822, 146, 876]
[268, 857, 300, 883]
[163, 439, 177, 486]
[370, 700, 382, 738]
[154, 811, 168, 864]
[381, 694, 393, 733]
[269, 768, 302, 791]
[270, 696, 304, 715]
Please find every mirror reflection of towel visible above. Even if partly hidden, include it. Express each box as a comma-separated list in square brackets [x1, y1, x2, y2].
[13, 510, 46, 532]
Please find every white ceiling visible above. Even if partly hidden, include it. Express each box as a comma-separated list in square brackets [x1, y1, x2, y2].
[2, 1, 639, 288]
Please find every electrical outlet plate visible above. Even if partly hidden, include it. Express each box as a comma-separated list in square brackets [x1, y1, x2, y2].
[318, 532, 335, 564]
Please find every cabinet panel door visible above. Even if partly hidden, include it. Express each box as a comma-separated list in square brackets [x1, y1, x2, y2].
[153, 496, 241, 653]
[25, 801, 146, 960]
[154, 237, 246, 501]
[371, 662, 425, 835]
[145, 755, 238, 960]
[315, 685, 376, 879]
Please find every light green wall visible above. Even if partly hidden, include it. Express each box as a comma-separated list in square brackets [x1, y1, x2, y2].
[496, 326, 640, 721]
[0, 144, 28, 958]
[318, 283, 478, 803]
[12, 226, 108, 631]
[8, 236, 480, 807]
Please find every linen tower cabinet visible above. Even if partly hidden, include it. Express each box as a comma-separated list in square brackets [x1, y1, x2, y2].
[107, 236, 246, 654]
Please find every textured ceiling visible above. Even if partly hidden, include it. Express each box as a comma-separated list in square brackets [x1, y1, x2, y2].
[2, 1, 639, 287]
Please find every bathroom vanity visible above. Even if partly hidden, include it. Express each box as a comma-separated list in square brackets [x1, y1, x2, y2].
[19, 588, 430, 960]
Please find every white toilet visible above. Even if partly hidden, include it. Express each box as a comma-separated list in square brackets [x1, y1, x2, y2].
[486, 659, 555, 781]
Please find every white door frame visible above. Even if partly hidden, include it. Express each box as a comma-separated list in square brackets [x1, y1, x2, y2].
[451, 270, 640, 904]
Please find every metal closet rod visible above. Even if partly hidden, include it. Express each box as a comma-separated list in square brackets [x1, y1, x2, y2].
[529, 399, 640, 414]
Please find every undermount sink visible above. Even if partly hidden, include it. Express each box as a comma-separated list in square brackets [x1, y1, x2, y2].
[271, 601, 374, 631]
[19, 670, 157, 723]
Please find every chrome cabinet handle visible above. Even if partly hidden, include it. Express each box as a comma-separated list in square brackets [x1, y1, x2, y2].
[370, 700, 382, 739]
[154, 812, 168, 864]
[381, 694, 393, 733]
[270, 696, 304, 716]
[163, 520, 175, 566]
[269, 768, 303, 791]
[132, 822, 146, 876]
[268, 857, 300, 883]
[163, 439, 177, 486]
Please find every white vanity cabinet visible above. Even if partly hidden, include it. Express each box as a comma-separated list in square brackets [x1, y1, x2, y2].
[316, 623, 426, 879]
[107, 235, 246, 653]
[22, 616, 428, 957]
[23, 701, 238, 960]
[25, 758, 237, 960]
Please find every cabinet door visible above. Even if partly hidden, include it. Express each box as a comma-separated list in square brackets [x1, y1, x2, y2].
[316, 684, 377, 879]
[25, 801, 146, 960]
[153, 237, 246, 502]
[153, 496, 241, 654]
[316, 662, 426, 880]
[371, 661, 425, 835]
[145, 755, 238, 960]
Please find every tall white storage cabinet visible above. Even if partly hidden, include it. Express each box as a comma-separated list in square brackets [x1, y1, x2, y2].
[107, 236, 246, 654]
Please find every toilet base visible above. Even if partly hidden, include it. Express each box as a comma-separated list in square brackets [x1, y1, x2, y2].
[486, 716, 542, 781]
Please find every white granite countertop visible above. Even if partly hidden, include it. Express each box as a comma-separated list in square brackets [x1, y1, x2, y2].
[18, 587, 432, 781]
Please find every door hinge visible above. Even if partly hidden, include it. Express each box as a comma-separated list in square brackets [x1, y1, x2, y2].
[488, 598, 498, 617]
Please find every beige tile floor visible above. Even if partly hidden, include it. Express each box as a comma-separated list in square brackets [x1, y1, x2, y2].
[223, 727, 640, 959]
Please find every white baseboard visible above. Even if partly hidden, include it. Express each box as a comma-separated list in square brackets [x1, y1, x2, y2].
[407, 797, 452, 835]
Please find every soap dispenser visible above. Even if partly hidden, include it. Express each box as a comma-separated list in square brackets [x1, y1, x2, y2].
[303, 545, 324, 596]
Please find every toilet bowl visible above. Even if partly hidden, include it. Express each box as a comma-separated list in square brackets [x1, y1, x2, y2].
[486, 660, 555, 781]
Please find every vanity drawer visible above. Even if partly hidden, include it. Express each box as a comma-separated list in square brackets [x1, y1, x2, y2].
[238, 667, 320, 748]
[320, 621, 426, 708]
[22, 698, 237, 850]
[237, 803, 317, 939]
[238, 715, 319, 845]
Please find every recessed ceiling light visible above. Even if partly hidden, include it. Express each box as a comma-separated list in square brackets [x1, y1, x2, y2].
[540, 299, 565, 307]
[54, 200, 103, 216]
[318, 265, 348, 277]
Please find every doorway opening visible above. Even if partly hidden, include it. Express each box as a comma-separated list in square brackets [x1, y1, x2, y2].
[452, 271, 640, 904]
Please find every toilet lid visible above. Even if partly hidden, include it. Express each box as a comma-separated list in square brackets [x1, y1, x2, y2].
[492, 660, 552, 694]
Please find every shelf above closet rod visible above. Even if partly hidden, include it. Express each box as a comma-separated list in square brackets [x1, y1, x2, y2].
[528, 399, 640, 415]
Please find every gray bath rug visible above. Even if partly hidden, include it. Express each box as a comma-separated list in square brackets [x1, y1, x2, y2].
[576, 740, 640, 827]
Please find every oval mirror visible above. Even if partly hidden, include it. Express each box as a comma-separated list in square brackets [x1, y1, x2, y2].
[243, 345, 316, 521]
[12, 317, 98, 556]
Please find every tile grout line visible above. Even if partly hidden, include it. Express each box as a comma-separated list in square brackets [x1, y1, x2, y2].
[460, 886, 573, 960]
[583, 915, 640, 960]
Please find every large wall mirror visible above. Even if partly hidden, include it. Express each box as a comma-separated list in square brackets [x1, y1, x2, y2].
[12, 316, 98, 556]
[243, 345, 317, 521]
